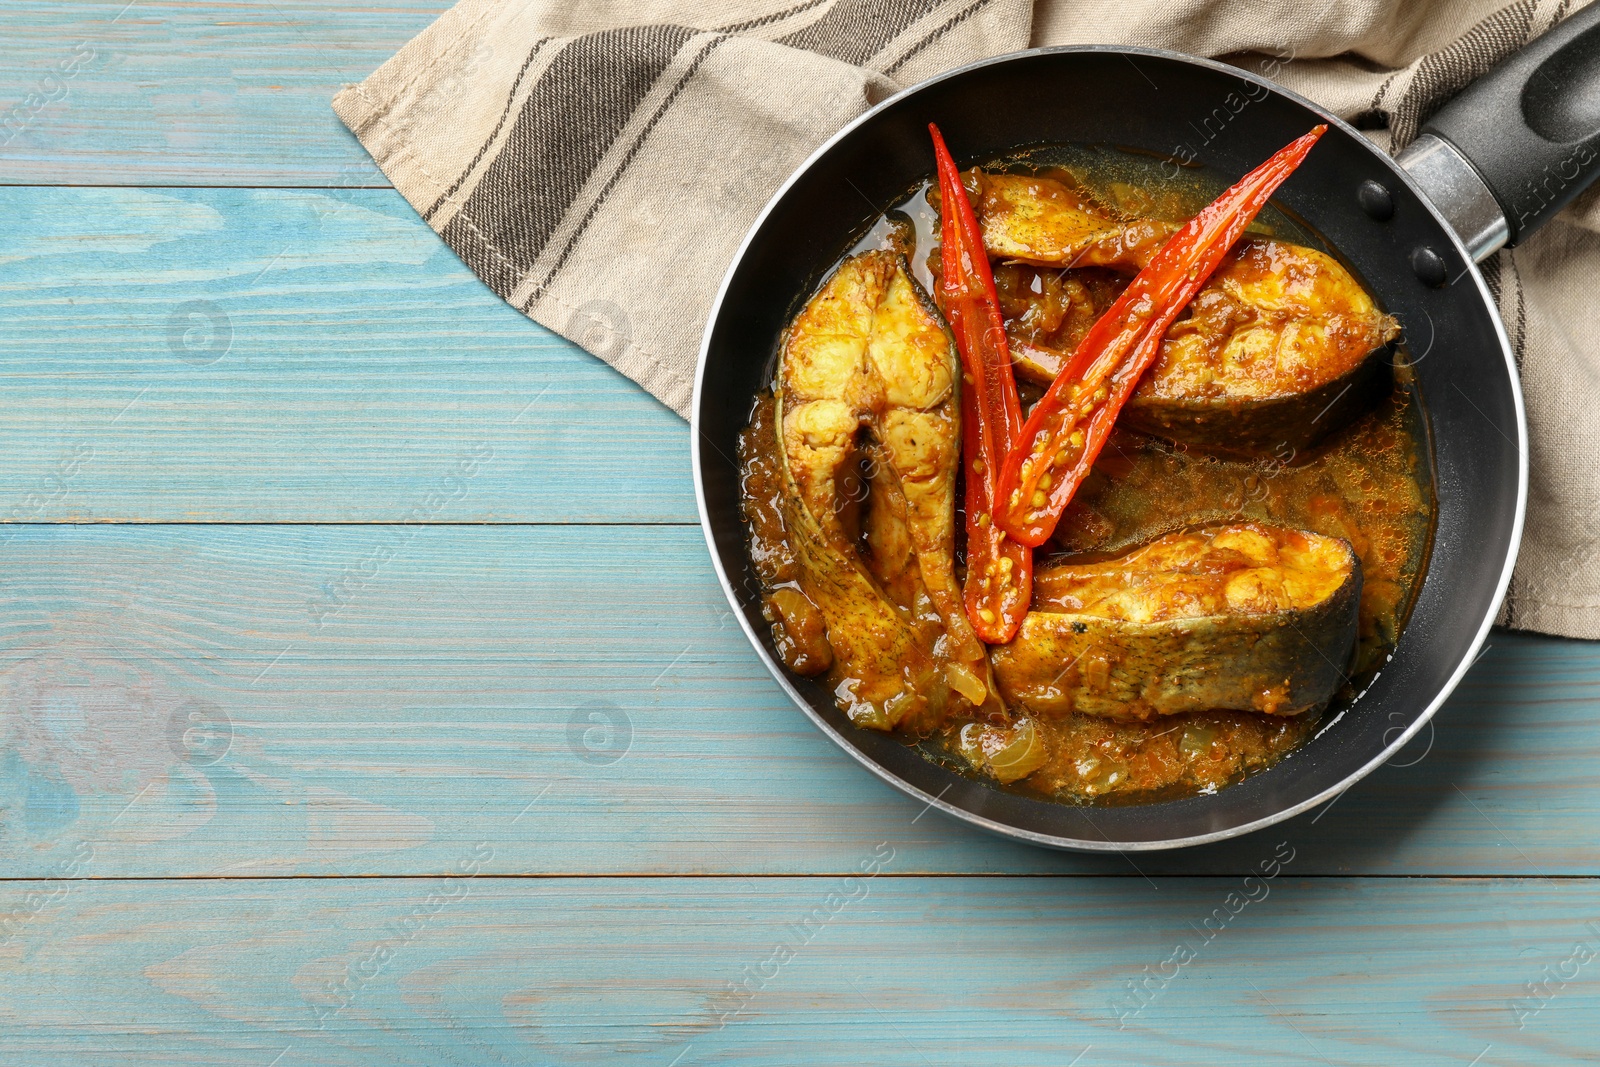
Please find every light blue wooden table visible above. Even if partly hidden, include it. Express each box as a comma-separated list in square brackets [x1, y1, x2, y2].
[2, 4, 1598, 1064]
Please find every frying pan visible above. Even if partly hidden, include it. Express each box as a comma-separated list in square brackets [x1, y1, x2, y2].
[693, 9, 1600, 850]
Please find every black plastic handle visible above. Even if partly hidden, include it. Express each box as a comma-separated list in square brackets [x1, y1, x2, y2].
[1422, 2, 1600, 245]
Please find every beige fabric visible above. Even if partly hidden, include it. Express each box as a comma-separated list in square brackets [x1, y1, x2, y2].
[334, 0, 1600, 639]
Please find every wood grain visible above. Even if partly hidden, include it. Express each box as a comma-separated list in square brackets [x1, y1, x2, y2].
[0, 523, 1594, 878]
[1, 1, 447, 186]
[0, 187, 694, 523]
[0, 876, 1595, 1065]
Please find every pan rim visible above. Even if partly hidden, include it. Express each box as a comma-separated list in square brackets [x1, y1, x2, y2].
[691, 43, 1529, 851]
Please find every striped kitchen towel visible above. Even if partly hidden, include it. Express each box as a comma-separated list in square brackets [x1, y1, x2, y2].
[334, 0, 1600, 640]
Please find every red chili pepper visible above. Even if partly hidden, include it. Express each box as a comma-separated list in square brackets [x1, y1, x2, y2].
[994, 125, 1327, 548]
[929, 123, 1031, 644]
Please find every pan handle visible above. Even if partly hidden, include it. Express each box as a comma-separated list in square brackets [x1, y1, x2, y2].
[1399, 2, 1600, 259]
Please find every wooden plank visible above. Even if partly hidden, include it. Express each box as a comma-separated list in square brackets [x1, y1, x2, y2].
[0, 523, 1595, 878]
[0, 875, 1594, 1065]
[1, 1, 447, 185]
[0, 186, 695, 523]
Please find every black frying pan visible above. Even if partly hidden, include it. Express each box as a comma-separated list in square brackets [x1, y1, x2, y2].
[693, 9, 1600, 850]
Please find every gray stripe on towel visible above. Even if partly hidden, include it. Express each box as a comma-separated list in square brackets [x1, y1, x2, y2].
[778, 0, 945, 66]
[441, 24, 699, 297]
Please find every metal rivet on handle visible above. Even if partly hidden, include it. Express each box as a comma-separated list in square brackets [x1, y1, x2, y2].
[1410, 246, 1449, 287]
[1357, 180, 1395, 221]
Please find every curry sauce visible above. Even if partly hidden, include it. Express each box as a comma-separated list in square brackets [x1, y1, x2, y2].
[738, 145, 1435, 804]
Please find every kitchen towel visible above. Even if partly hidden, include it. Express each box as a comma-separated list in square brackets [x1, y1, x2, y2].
[334, 0, 1600, 639]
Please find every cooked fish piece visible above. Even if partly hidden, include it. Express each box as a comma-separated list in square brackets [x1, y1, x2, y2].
[1122, 239, 1400, 454]
[776, 250, 990, 722]
[976, 172, 1172, 271]
[992, 524, 1360, 722]
[978, 172, 1399, 453]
